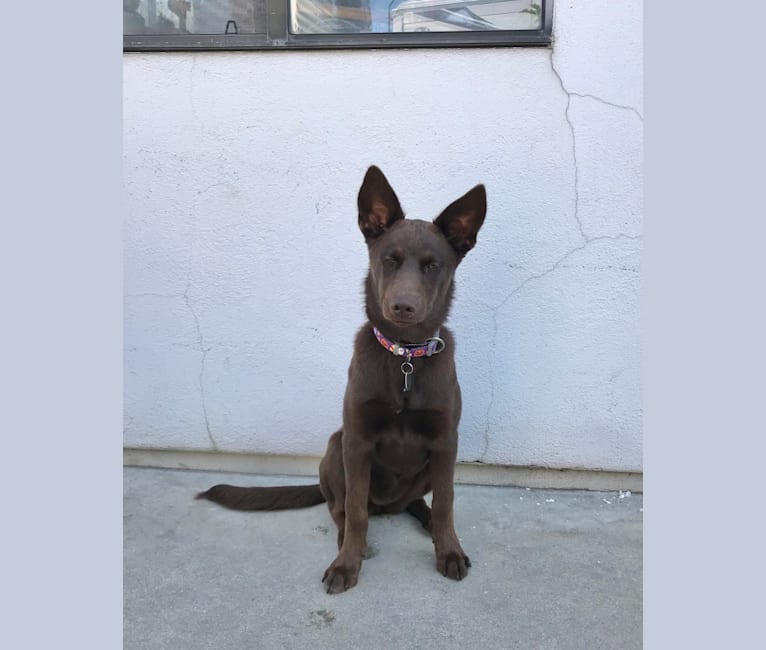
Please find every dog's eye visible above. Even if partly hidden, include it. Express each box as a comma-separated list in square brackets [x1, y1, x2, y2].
[423, 261, 440, 273]
[384, 255, 400, 269]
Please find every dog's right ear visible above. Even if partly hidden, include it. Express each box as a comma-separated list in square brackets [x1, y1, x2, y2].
[357, 166, 404, 240]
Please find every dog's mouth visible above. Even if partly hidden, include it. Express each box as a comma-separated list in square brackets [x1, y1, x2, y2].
[382, 309, 422, 327]
[386, 316, 418, 326]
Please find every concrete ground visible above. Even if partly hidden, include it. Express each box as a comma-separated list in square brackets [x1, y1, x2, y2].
[124, 467, 642, 650]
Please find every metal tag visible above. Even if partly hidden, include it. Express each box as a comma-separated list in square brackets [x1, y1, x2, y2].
[401, 360, 414, 392]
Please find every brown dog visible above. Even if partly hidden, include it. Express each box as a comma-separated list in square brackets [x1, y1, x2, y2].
[197, 166, 487, 594]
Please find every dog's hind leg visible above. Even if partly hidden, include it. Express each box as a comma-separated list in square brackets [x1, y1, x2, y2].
[324, 495, 345, 550]
[321, 479, 345, 549]
[319, 429, 347, 550]
[406, 498, 432, 533]
[329, 503, 346, 550]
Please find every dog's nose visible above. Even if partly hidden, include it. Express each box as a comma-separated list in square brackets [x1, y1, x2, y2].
[392, 302, 416, 319]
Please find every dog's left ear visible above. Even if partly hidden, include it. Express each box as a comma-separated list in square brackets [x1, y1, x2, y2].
[434, 184, 487, 259]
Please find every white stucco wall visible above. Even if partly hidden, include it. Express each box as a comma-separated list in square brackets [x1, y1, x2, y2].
[123, 1, 643, 472]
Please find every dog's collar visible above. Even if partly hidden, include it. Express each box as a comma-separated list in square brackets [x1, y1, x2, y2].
[372, 326, 446, 361]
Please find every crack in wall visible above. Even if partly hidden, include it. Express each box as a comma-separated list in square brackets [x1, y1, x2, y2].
[548, 28, 643, 124]
[183, 278, 218, 450]
[569, 92, 643, 122]
[196, 181, 225, 196]
[478, 44, 642, 462]
[189, 54, 208, 136]
[607, 367, 625, 420]
[503, 234, 642, 307]
[547, 48, 644, 244]
[479, 230, 641, 461]
[549, 49, 588, 244]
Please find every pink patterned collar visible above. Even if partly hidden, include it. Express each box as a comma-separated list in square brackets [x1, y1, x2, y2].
[372, 326, 446, 361]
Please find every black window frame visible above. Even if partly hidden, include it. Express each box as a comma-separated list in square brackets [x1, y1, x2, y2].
[123, 0, 553, 51]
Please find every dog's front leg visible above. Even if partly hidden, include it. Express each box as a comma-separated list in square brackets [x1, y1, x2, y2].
[430, 443, 471, 581]
[322, 435, 372, 594]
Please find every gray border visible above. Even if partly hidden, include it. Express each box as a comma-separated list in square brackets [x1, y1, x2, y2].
[5, 2, 122, 647]
[124, 0, 553, 50]
[644, 0, 766, 645]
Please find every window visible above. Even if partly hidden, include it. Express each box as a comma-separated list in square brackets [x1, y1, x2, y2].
[123, 0, 552, 50]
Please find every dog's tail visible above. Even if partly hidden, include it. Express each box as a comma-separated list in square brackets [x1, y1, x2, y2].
[195, 483, 326, 511]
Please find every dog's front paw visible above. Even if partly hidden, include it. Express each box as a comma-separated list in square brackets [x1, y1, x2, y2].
[436, 549, 471, 581]
[322, 556, 361, 594]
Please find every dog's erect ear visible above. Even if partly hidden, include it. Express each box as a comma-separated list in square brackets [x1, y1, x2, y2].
[434, 184, 487, 259]
[357, 166, 405, 240]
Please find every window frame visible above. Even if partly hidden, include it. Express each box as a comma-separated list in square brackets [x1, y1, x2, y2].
[123, 0, 553, 51]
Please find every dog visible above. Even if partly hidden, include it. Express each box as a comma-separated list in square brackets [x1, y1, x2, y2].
[197, 166, 487, 594]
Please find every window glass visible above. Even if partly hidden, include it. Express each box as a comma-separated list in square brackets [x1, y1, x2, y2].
[123, 0, 267, 35]
[290, 0, 542, 35]
[123, 0, 542, 36]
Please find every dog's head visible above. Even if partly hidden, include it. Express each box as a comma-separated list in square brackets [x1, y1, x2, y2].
[357, 166, 486, 339]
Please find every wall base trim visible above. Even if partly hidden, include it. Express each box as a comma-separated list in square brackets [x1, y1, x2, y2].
[123, 448, 642, 492]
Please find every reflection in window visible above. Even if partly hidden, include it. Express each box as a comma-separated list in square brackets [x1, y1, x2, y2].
[123, 0, 543, 37]
[290, 0, 541, 34]
[123, 0, 267, 35]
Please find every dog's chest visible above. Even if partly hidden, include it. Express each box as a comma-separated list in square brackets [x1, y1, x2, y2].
[368, 406, 445, 471]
